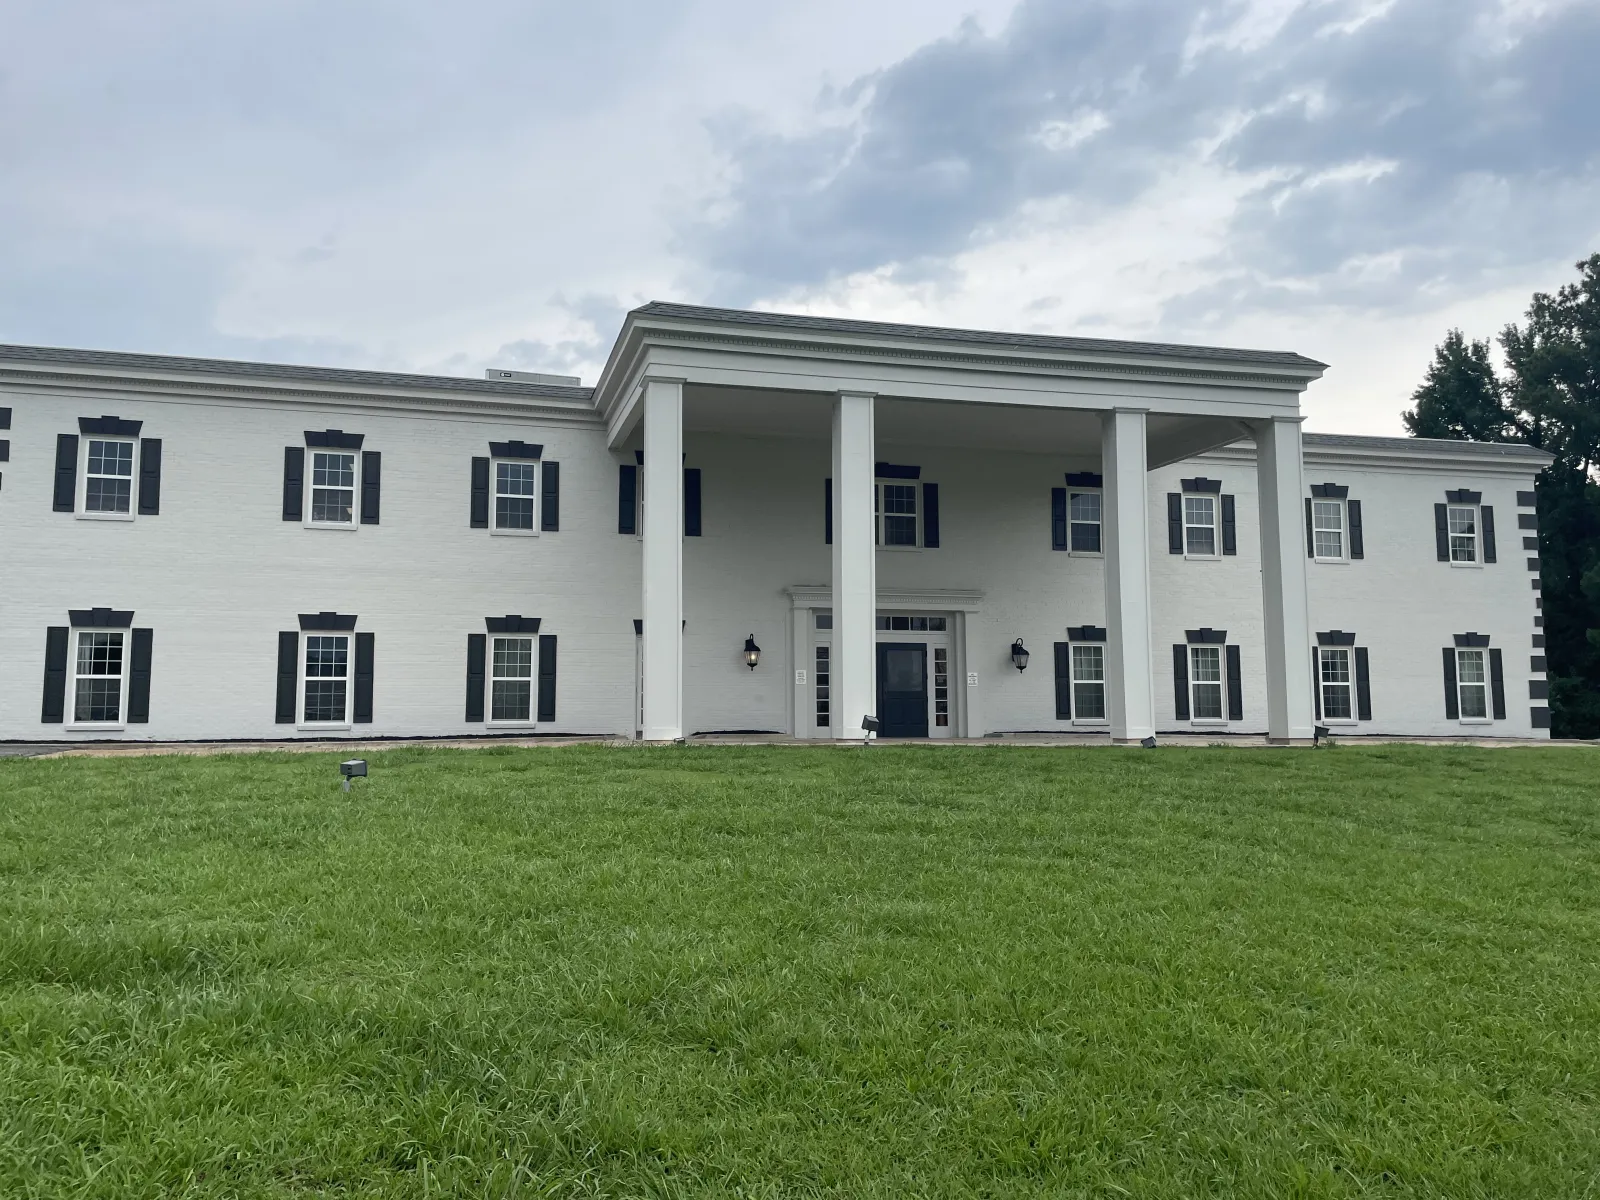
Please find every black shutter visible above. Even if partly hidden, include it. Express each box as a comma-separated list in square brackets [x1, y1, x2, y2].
[1481, 505, 1496, 563]
[1051, 488, 1068, 551]
[684, 468, 702, 537]
[1221, 495, 1237, 556]
[360, 452, 381, 524]
[53, 434, 78, 512]
[1312, 647, 1322, 721]
[1348, 499, 1364, 559]
[1054, 642, 1072, 719]
[137, 439, 162, 515]
[1355, 647, 1372, 720]
[537, 634, 557, 722]
[1489, 648, 1506, 719]
[471, 456, 490, 528]
[923, 482, 940, 548]
[465, 634, 486, 722]
[282, 447, 304, 522]
[1167, 494, 1183, 554]
[41, 626, 69, 722]
[1305, 498, 1315, 558]
[1434, 504, 1449, 561]
[1172, 644, 1190, 719]
[541, 461, 560, 531]
[353, 632, 375, 723]
[618, 464, 637, 535]
[1226, 645, 1243, 720]
[128, 628, 153, 723]
[276, 632, 299, 723]
[824, 478, 833, 545]
[1442, 647, 1458, 719]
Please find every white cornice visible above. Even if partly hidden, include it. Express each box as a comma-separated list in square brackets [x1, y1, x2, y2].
[785, 585, 986, 612]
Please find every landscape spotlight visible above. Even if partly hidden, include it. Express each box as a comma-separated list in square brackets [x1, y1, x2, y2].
[1314, 724, 1331, 746]
[340, 759, 367, 792]
[1140, 736, 1157, 749]
[743, 635, 761, 670]
[861, 715, 881, 745]
[1010, 639, 1030, 672]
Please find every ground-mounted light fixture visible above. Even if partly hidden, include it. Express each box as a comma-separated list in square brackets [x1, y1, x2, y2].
[340, 759, 367, 792]
[743, 635, 761, 671]
[861, 715, 880, 745]
[1141, 736, 1157, 749]
[1010, 639, 1030, 672]
[1314, 724, 1331, 747]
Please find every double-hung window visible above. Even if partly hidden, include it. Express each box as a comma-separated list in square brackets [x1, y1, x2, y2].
[1319, 648, 1353, 719]
[876, 482, 919, 547]
[495, 461, 538, 531]
[73, 630, 125, 723]
[303, 635, 350, 722]
[1447, 505, 1477, 563]
[1312, 500, 1345, 561]
[1189, 645, 1224, 719]
[490, 636, 535, 721]
[84, 439, 135, 514]
[1184, 495, 1217, 556]
[1072, 644, 1106, 720]
[310, 452, 357, 525]
[1456, 648, 1488, 718]
[1069, 491, 1102, 553]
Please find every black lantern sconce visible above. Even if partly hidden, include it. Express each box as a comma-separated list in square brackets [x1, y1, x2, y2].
[743, 635, 761, 670]
[1010, 639, 1030, 672]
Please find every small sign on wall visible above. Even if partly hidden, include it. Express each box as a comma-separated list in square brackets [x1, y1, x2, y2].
[795, 670, 807, 685]
[967, 672, 978, 687]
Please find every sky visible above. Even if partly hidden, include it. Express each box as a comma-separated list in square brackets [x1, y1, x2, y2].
[2, 0, 1597, 434]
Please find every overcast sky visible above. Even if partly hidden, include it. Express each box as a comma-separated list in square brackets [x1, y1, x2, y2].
[3, 0, 1596, 433]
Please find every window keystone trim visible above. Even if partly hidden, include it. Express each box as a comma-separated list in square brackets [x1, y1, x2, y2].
[1453, 632, 1491, 648]
[1309, 482, 1349, 499]
[78, 415, 143, 436]
[874, 462, 920, 479]
[69, 608, 134, 628]
[1180, 477, 1222, 493]
[489, 440, 543, 459]
[299, 612, 358, 631]
[305, 429, 365, 449]
[485, 615, 542, 634]
[1185, 628, 1227, 645]
[1316, 630, 1357, 646]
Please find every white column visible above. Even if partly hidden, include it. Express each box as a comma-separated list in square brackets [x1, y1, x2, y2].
[641, 379, 684, 742]
[831, 392, 877, 739]
[791, 605, 811, 737]
[1102, 408, 1156, 743]
[1252, 416, 1316, 744]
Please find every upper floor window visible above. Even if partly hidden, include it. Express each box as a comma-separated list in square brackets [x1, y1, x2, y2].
[496, 461, 538, 531]
[1069, 491, 1102, 552]
[1447, 505, 1477, 563]
[1312, 500, 1345, 561]
[876, 481, 919, 547]
[310, 452, 357, 525]
[1184, 495, 1217, 557]
[84, 439, 135, 513]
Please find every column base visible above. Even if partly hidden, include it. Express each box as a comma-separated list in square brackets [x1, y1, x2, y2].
[1266, 737, 1317, 747]
[1110, 737, 1157, 747]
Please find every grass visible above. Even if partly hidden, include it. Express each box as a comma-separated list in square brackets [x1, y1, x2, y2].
[0, 744, 1598, 1198]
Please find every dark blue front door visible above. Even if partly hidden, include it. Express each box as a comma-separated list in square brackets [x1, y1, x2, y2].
[876, 642, 929, 738]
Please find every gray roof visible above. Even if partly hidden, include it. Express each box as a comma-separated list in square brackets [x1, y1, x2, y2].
[0, 342, 596, 402]
[632, 301, 1328, 371]
[1304, 432, 1553, 461]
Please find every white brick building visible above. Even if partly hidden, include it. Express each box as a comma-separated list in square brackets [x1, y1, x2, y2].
[0, 304, 1552, 744]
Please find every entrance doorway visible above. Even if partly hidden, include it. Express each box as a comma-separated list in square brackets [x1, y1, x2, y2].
[876, 642, 929, 738]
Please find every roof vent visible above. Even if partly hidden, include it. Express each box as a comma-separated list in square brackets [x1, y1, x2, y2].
[486, 368, 582, 387]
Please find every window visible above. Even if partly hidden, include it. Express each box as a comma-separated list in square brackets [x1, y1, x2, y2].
[1184, 495, 1217, 556]
[495, 461, 537, 531]
[933, 647, 950, 727]
[1456, 648, 1488, 718]
[1319, 648, 1353, 719]
[1312, 500, 1345, 560]
[815, 645, 830, 728]
[303, 634, 350, 722]
[876, 482, 919, 547]
[1069, 491, 1102, 552]
[875, 615, 947, 631]
[73, 630, 125, 723]
[1448, 505, 1477, 562]
[1190, 646, 1224, 719]
[1072, 644, 1106, 720]
[310, 452, 356, 524]
[84, 439, 135, 513]
[491, 636, 535, 721]
[814, 612, 833, 630]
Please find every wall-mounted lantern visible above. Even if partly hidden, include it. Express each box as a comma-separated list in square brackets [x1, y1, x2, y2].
[743, 635, 761, 670]
[1010, 639, 1030, 672]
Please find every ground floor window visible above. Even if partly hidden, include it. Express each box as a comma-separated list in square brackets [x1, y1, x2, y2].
[73, 630, 125, 722]
[1319, 648, 1353, 719]
[1456, 649, 1488, 718]
[1072, 644, 1106, 720]
[303, 634, 349, 723]
[1190, 646, 1224, 719]
[491, 636, 535, 721]
[815, 645, 831, 728]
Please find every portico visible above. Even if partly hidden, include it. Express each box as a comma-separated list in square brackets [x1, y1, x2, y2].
[594, 303, 1327, 745]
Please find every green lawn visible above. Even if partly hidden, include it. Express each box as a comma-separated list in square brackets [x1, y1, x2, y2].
[1, 745, 1598, 1198]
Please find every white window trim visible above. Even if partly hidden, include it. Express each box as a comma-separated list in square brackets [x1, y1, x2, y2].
[486, 634, 540, 727]
[1183, 494, 1220, 560]
[1069, 641, 1109, 725]
[297, 631, 353, 730]
[1189, 644, 1227, 723]
[304, 449, 361, 531]
[1455, 648, 1494, 723]
[490, 458, 541, 538]
[1447, 504, 1481, 568]
[1067, 489, 1104, 558]
[65, 627, 129, 730]
[1318, 647, 1358, 724]
[77, 436, 138, 522]
[1311, 498, 1348, 564]
[875, 480, 926, 551]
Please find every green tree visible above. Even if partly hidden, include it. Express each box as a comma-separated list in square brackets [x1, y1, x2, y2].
[1404, 255, 1600, 738]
